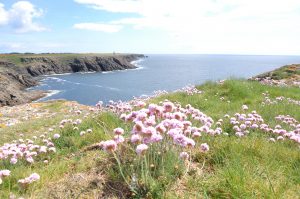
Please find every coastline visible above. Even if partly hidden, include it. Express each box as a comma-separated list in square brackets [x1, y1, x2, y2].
[0, 53, 145, 107]
[29, 61, 300, 106]
[31, 57, 146, 102]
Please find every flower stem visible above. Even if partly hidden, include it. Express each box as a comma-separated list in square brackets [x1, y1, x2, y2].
[112, 152, 137, 194]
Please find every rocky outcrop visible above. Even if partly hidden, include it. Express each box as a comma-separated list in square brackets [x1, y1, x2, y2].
[0, 54, 144, 106]
[0, 68, 44, 106]
[23, 54, 142, 76]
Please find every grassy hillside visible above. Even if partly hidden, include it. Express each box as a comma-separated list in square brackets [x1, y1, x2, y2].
[256, 64, 300, 80]
[0, 53, 131, 66]
[0, 80, 299, 198]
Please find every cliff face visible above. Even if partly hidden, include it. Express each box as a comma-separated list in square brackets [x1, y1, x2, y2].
[23, 54, 141, 76]
[0, 66, 43, 106]
[0, 54, 144, 106]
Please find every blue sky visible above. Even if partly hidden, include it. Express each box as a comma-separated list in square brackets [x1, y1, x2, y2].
[0, 0, 300, 55]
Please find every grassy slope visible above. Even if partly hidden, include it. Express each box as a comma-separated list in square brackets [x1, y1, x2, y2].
[255, 64, 300, 80]
[0, 80, 299, 198]
[0, 53, 131, 67]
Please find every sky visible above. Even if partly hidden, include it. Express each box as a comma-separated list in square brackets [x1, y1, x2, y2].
[0, 0, 300, 55]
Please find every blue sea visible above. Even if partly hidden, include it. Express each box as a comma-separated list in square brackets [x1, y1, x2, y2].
[31, 54, 300, 105]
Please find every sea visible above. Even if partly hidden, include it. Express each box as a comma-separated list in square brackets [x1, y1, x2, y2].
[30, 54, 300, 105]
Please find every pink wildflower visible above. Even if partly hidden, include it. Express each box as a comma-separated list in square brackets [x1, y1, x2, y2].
[53, 134, 60, 139]
[136, 144, 148, 155]
[114, 135, 125, 144]
[102, 140, 117, 152]
[200, 143, 210, 153]
[113, 128, 124, 135]
[179, 152, 189, 160]
[131, 134, 141, 144]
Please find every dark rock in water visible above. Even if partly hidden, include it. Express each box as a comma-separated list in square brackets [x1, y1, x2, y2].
[0, 54, 144, 106]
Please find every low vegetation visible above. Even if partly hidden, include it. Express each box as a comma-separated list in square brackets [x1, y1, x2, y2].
[0, 79, 299, 198]
[0, 53, 132, 66]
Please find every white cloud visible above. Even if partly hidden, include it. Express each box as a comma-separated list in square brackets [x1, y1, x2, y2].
[0, 42, 24, 51]
[0, 1, 46, 33]
[0, 42, 67, 53]
[73, 23, 122, 32]
[74, 0, 300, 54]
[0, 3, 8, 25]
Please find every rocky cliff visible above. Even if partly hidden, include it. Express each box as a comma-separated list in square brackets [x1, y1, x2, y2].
[0, 54, 144, 106]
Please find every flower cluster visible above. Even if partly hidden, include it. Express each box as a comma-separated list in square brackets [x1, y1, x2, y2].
[177, 85, 203, 95]
[0, 169, 10, 184]
[102, 100, 214, 159]
[261, 92, 300, 106]
[224, 105, 300, 144]
[18, 173, 40, 188]
[0, 136, 57, 165]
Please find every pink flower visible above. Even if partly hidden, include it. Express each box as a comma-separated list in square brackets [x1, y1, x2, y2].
[39, 146, 47, 153]
[53, 134, 60, 139]
[200, 143, 210, 153]
[185, 138, 195, 148]
[136, 144, 148, 155]
[133, 121, 145, 133]
[18, 173, 40, 187]
[142, 127, 156, 137]
[150, 133, 163, 143]
[163, 101, 174, 112]
[26, 156, 34, 163]
[28, 173, 40, 182]
[114, 135, 125, 144]
[235, 132, 244, 137]
[113, 128, 124, 135]
[131, 134, 141, 144]
[102, 140, 117, 152]
[0, 170, 10, 177]
[192, 131, 201, 137]
[10, 157, 18, 164]
[156, 124, 166, 134]
[240, 124, 247, 130]
[179, 152, 189, 160]
[173, 134, 188, 147]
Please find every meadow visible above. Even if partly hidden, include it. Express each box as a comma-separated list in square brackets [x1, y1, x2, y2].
[0, 79, 299, 199]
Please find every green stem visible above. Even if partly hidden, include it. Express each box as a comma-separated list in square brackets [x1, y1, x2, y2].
[112, 152, 137, 194]
[144, 155, 149, 185]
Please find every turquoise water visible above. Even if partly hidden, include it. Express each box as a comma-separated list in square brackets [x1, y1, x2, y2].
[31, 54, 300, 105]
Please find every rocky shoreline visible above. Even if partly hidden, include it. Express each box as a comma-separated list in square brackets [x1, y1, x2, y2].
[0, 54, 144, 106]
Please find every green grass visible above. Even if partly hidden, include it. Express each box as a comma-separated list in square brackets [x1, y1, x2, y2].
[0, 79, 299, 198]
[0, 53, 134, 66]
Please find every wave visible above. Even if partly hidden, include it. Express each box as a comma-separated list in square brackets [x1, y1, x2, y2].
[43, 77, 120, 91]
[106, 87, 120, 91]
[43, 73, 72, 77]
[131, 58, 145, 67]
[34, 90, 61, 102]
[79, 71, 96, 74]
